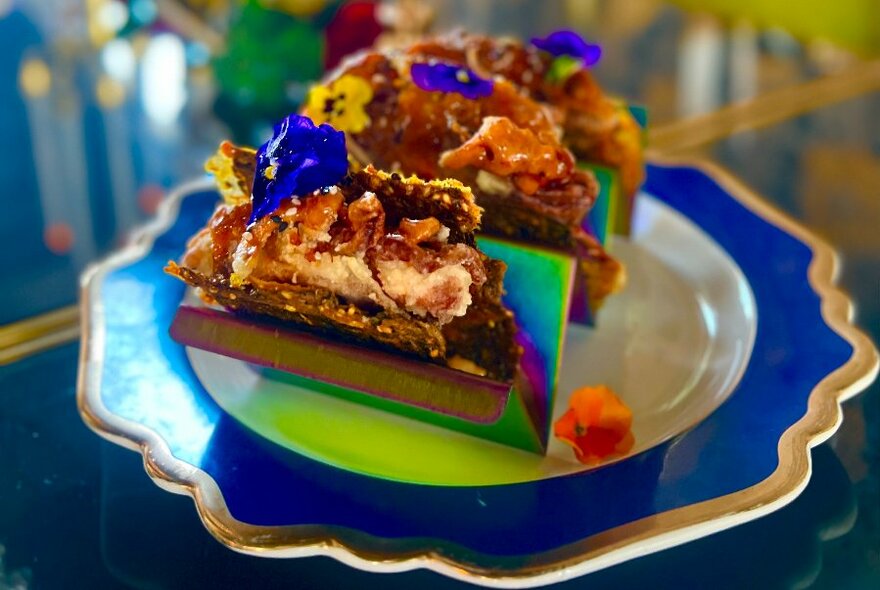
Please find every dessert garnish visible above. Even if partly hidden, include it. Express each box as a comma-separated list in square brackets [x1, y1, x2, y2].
[205, 141, 256, 206]
[250, 114, 348, 223]
[532, 30, 602, 84]
[545, 55, 583, 84]
[303, 74, 374, 133]
[530, 29, 602, 65]
[553, 385, 634, 464]
[410, 62, 494, 99]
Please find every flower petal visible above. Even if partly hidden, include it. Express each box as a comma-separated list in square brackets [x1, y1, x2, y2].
[249, 114, 349, 224]
[303, 75, 373, 133]
[339, 74, 374, 104]
[304, 85, 334, 125]
[553, 385, 634, 465]
[410, 62, 493, 100]
[531, 30, 602, 66]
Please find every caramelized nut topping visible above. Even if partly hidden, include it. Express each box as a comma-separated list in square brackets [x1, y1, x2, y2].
[439, 116, 574, 193]
[299, 190, 345, 230]
[398, 217, 442, 244]
[348, 191, 383, 225]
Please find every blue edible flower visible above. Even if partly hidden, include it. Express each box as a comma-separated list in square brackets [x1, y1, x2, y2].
[410, 62, 494, 100]
[250, 114, 348, 224]
[531, 30, 602, 66]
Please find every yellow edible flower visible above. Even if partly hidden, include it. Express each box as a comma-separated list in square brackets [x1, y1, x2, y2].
[205, 141, 255, 206]
[304, 74, 373, 134]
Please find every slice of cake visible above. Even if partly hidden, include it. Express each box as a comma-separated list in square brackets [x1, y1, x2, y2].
[166, 114, 520, 381]
[406, 30, 645, 216]
[304, 41, 626, 318]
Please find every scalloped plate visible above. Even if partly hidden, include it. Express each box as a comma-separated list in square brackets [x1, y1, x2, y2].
[77, 160, 878, 588]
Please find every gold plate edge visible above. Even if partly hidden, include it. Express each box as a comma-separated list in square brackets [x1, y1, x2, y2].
[0, 305, 79, 365]
[76, 163, 879, 588]
[647, 59, 880, 155]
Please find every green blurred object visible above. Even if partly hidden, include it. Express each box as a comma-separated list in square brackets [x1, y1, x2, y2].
[671, 0, 880, 55]
[212, 0, 339, 142]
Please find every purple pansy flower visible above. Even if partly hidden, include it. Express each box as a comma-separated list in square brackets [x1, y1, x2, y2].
[531, 30, 602, 66]
[410, 62, 493, 100]
[249, 114, 348, 224]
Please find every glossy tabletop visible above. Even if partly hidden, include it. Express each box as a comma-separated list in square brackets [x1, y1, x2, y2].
[1, 1, 879, 588]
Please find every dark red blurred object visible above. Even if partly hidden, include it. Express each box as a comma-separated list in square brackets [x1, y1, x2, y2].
[324, 1, 383, 70]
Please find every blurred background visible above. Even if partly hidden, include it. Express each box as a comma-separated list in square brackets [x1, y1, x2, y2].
[0, 1, 878, 588]
[1, 0, 878, 325]
[1, 0, 878, 323]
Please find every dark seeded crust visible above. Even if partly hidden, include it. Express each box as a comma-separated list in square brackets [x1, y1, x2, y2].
[443, 259, 519, 382]
[474, 188, 575, 247]
[166, 262, 448, 361]
[347, 165, 482, 244]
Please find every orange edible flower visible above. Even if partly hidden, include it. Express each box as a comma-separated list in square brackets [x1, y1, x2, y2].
[554, 385, 634, 465]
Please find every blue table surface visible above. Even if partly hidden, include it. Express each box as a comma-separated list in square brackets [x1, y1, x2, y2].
[1, 2, 879, 588]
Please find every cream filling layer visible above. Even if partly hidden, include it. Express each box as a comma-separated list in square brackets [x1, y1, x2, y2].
[225, 232, 474, 324]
